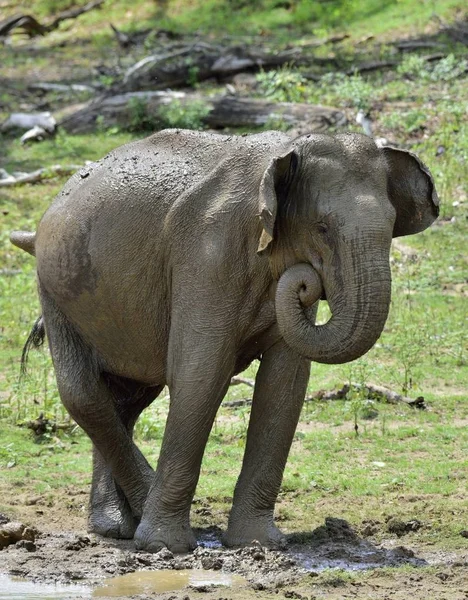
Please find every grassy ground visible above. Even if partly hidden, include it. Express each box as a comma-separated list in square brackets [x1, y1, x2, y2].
[1, 0, 467, 595]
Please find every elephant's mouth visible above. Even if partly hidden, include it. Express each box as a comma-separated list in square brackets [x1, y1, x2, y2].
[320, 290, 327, 301]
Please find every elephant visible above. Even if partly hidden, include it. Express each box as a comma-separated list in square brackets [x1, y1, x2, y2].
[10, 129, 439, 553]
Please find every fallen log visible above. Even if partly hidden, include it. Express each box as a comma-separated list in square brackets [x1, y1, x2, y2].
[121, 44, 310, 91]
[27, 82, 95, 94]
[347, 60, 397, 75]
[0, 164, 82, 186]
[313, 383, 426, 409]
[205, 96, 346, 129]
[59, 90, 346, 133]
[223, 382, 425, 409]
[1, 111, 56, 133]
[395, 40, 445, 51]
[0, 14, 46, 39]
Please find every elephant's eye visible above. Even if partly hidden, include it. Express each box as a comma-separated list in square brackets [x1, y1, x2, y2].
[316, 222, 329, 235]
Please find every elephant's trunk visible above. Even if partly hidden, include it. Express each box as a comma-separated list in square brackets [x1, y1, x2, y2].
[275, 259, 391, 364]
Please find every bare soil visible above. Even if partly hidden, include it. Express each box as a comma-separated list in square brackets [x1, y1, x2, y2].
[1, 487, 467, 599]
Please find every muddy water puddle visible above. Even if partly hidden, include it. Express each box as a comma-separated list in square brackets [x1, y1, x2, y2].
[94, 569, 246, 597]
[0, 570, 246, 599]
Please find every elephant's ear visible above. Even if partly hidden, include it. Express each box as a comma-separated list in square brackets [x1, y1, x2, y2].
[382, 146, 439, 238]
[257, 150, 298, 255]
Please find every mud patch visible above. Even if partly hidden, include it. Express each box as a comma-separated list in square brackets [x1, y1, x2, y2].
[289, 517, 425, 570]
[0, 517, 427, 589]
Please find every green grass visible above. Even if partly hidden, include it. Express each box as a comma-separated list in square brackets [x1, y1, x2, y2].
[8, 0, 467, 38]
[1, 390, 467, 547]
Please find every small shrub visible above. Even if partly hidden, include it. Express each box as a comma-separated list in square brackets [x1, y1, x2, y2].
[264, 114, 290, 131]
[320, 72, 376, 111]
[127, 96, 160, 132]
[126, 98, 209, 133]
[187, 65, 200, 88]
[158, 99, 210, 130]
[430, 54, 468, 82]
[256, 67, 308, 103]
[329, 72, 375, 111]
[397, 53, 467, 82]
[396, 54, 428, 79]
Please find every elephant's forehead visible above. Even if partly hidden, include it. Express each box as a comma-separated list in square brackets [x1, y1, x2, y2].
[307, 152, 385, 183]
[299, 133, 384, 172]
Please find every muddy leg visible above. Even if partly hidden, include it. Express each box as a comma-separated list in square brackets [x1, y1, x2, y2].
[224, 339, 310, 548]
[89, 381, 163, 539]
[41, 294, 154, 523]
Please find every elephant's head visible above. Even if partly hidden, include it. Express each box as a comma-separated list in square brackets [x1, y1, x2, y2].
[258, 133, 439, 364]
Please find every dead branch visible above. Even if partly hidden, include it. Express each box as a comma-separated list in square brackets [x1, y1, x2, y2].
[46, 0, 105, 32]
[294, 33, 349, 48]
[224, 382, 424, 410]
[395, 40, 445, 51]
[25, 413, 75, 436]
[121, 44, 313, 91]
[440, 20, 468, 46]
[0, 0, 105, 40]
[230, 376, 255, 388]
[311, 383, 426, 409]
[110, 23, 133, 48]
[27, 82, 95, 94]
[0, 14, 46, 38]
[347, 60, 397, 75]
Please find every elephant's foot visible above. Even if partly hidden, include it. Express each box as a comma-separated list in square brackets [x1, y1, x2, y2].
[134, 518, 197, 553]
[223, 515, 287, 549]
[88, 497, 138, 540]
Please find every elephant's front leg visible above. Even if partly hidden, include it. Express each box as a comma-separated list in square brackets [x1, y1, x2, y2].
[224, 339, 311, 548]
[134, 330, 235, 553]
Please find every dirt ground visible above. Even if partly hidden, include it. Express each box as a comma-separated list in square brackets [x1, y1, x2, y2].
[1, 488, 467, 600]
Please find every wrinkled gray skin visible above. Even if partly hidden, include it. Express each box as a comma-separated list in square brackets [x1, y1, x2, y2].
[11, 130, 438, 553]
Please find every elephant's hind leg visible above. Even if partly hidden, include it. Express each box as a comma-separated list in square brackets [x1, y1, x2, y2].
[89, 379, 163, 539]
[40, 290, 154, 531]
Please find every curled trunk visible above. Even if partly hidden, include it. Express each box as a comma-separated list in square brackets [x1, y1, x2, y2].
[275, 260, 391, 364]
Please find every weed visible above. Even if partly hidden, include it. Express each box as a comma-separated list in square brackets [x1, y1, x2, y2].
[256, 67, 308, 103]
[397, 53, 468, 82]
[187, 65, 200, 88]
[330, 72, 376, 111]
[127, 96, 160, 132]
[264, 114, 290, 131]
[396, 54, 428, 79]
[430, 54, 468, 82]
[381, 109, 427, 134]
[157, 99, 210, 130]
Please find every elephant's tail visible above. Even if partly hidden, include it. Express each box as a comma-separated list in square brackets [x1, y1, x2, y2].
[21, 316, 46, 377]
[10, 231, 36, 256]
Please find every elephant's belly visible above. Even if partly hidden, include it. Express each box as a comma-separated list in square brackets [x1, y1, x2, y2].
[51, 289, 169, 386]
